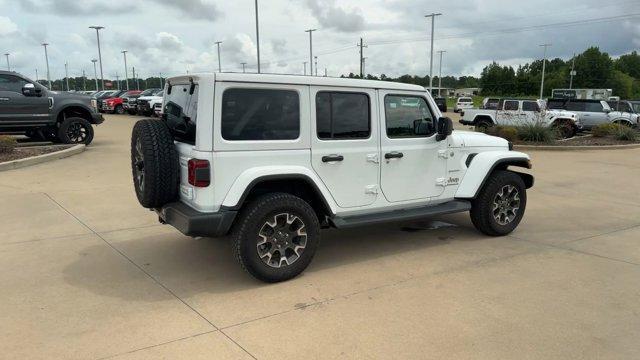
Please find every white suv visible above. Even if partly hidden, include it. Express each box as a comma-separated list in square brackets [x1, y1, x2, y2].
[454, 97, 474, 112]
[131, 73, 534, 282]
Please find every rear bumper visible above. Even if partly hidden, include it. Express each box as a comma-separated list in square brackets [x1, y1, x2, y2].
[91, 113, 104, 124]
[156, 202, 237, 238]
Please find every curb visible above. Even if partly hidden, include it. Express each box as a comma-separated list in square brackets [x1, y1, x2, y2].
[514, 143, 640, 151]
[0, 144, 86, 172]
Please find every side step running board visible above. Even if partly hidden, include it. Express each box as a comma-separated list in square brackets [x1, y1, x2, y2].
[330, 200, 471, 229]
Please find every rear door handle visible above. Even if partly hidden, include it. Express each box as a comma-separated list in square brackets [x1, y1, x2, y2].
[322, 154, 344, 163]
[385, 152, 404, 159]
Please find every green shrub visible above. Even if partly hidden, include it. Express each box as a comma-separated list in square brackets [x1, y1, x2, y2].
[591, 123, 617, 137]
[516, 124, 557, 143]
[0, 135, 17, 154]
[612, 124, 638, 141]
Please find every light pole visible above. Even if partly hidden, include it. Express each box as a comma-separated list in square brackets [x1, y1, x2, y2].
[305, 29, 316, 77]
[539, 43, 552, 99]
[425, 13, 442, 95]
[569, 53, 576, 89]
[303, 61, 307, 75]
[115, 72, 120, 90]
[64, 61, 69, 91]
[314, 56, 318, 76]
[241, 62, 247, 73]
[89, 26, 105, 90]
[91, 59, 98, 91]
[254, 0, 261, 73]
[4, 53, 9, 71]
[437, 50, 446, 97]
[82, 70, 86, 91]
[35, 69, 38, 82]
[42, 43, 51, 89]
[121, 50, 129, 90]
[215, 41, 222, 72]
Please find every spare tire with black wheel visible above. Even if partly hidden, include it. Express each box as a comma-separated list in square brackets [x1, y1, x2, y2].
[58, 117, 94, 145]
[131, 119, 179, 208]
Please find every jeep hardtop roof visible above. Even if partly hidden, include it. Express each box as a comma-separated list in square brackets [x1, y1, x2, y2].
[167, 73, 427, 92]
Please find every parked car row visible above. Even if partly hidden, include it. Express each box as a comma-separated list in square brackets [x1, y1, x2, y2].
[89, 88, 163, 116]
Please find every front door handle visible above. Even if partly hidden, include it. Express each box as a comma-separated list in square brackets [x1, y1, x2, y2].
[385, 151, 404, 159]
[322, 154, 344, 163]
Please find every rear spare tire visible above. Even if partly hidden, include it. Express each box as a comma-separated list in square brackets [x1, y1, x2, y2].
[131, 119, 179, 208]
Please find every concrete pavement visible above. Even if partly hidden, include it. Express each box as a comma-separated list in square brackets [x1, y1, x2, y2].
[1, 115, 639, 359]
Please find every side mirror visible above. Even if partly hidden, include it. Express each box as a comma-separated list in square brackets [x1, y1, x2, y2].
[436, 117, 453, 141]
[22, 83, 39, 97]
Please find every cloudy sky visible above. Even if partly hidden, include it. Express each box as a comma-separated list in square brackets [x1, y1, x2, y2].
[0, 0, 638, 81]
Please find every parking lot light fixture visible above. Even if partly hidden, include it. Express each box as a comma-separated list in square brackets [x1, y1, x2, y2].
[215, 41, 222, 72]
[437, 50, 446, 97]
[121, 50, 129, 91]
[4, 53, 9, 71]
[425, 13, 442, 95]
[305, 29, 316, 76]
[42, 43, 51, 89]
[255, 0, 261, 73]
[91, 59, 98, 91]
[89, 26, 105, 90]
[539, 43, 552, 99]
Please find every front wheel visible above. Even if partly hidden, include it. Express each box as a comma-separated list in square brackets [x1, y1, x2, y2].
[470, 170, 527, 236]
[232, 193, 320, 283]
[553, 120, 576, 138]
[115, 105, 125, 115]
[57, 117, 94, 145]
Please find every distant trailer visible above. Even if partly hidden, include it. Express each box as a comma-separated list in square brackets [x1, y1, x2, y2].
[551, 88, 612, 100]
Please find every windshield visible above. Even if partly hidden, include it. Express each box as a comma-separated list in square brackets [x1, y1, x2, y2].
[631, 102, 640, 113]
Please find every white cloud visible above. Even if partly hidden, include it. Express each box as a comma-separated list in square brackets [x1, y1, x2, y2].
[0, 16, 18, 36]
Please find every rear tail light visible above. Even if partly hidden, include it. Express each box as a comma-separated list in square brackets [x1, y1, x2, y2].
[188, 159, 210, 187]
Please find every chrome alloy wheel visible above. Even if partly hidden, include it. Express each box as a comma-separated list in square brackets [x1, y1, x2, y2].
[134, 138, 145, 192]
[257, 213, 307, 268]
[492, 185, 521, 225]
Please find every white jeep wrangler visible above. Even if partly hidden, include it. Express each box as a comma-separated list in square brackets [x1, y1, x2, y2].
[131, 73, 533, 282]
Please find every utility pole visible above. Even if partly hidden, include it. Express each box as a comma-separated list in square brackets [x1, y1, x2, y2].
[303, 62, 307, 75]
[437, 50, 446, 97]
[362, 57, 367, 76]
[539, 43, 552, 99]
[42, 43, 51, 89]
[121, 50, 129, 90]
[314, 56, 318, 76]
[569, 53, 576, 89]
[91, 59, 98, 91]
[159, 72, 164, 88]
[35, 69, 38, 82]
[215, 41, 222, 72]
[82, 70, 86, 91]
[115, 72, 120, 90]
[358, 38, 367, 78]
[4, 53, 9, 71]
[425, 13, 442, 95]
[254, 0, 261, 73]
[324, 68, 327, 77]
[89, 26, 105, 90]
[134, 68, 140, 90]
[241, 62, 247, 73]
[64, 61, 69, 91]
[305, 29, 316, 77]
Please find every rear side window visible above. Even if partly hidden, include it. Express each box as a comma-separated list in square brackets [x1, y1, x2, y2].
[565, 101, 585, 111]
[0, 74, 27, 93]
[163, 84, 198, 143]
[546, 99, 565, 109]
[316, 92, 370, 140]
[222, 89, 300, 141]
[504, 100, 519, 111]
[584, 102, 604, 112]
[522, 101, 540, 112]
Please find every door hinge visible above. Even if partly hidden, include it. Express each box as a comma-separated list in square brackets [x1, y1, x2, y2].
[436, 177, 447, 187]
[365, 185, 379, 195]
[438, 150, 448, 159]
[366, 153, 379, 164]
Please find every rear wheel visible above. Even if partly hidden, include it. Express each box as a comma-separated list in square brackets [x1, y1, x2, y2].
[232, 193, 320, 283]
[57, 117, 94, 145]
[552, 119, 576, 138]
[475, 119, 493, 132]
[470, 170, 527, 236]
[130, 119, 179, 208]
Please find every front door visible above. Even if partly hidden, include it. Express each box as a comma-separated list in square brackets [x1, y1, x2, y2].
[0, 74, 49, 124]
[310, 87, 379, 208]
[378, 91, 447, 203]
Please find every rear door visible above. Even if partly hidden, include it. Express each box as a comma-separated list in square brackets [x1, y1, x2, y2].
[0, 74, 49, 124]
[310, 87, 379, 208]
[521, 100, 542, 124]
[498, 100, 521, 125]
[378, 91, 447, 203]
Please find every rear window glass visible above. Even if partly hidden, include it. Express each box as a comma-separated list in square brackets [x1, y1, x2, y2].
[504, 100, 519, 111]
[522, 101, 540, 112]
[222, 89, 300, 141]
[163, 84, 198, 143]
[585, 102, 604, 112]
[459, 98, 472, 103]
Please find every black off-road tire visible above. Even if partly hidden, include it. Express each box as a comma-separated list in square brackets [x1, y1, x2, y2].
[470, 170, 527, 236]
[552, 119, 576, 139]
[130, 119, 179, 208]
[57, 117, 94, 145]
[475, 119, 493, 132]
[232, 193, 321, 283]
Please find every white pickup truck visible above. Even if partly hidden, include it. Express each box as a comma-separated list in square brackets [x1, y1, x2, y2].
[459, 99, 581, 138]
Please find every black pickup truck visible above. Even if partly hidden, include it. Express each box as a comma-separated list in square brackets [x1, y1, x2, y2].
[0, 70, 103, 144]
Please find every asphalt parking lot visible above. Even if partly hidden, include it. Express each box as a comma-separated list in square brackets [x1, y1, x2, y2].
[1, 114, 639, 359]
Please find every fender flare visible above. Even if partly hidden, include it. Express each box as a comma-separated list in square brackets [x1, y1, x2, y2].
[221, 166, 337, 214]
[472, 114, 496, 125]
[610, 118, 634, 126]
[455, 151, 533, 199]
[53, 102, 95, 122]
